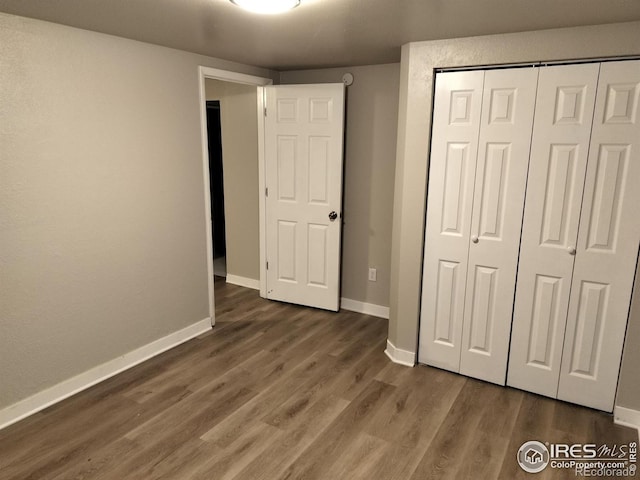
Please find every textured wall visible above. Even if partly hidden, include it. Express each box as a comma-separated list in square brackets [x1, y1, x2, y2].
[281, 64, 400, 307]
[0, 12, 275, 410]
[388, 21, 640, 410]
[617, 261, 640, 411]
[205, 79, 260, 281]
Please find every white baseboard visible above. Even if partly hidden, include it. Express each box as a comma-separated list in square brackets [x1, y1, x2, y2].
[222, 281, 388, 319]
[384, 339, 416, 367]
[614, 406, 640, 436]
[226, 274, 260, 290]
[0, 318, 212, 431]
[340, 298, 389, 319]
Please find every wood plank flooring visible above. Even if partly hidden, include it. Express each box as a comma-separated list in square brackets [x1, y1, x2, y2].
[0, 278, 637, 479]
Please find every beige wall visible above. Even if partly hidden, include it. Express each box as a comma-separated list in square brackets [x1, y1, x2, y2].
[0, 12, 276, 411]
[280, 64, 400, 307]
[617, 261, 640, 411]
[389, 21, 640, 409]
[205, 79, 260, 281]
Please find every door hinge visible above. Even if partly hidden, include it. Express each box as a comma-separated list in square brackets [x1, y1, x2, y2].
[264, 107, 267, 117]
[266, 261, 269, 270]
[265, 187, 269, 197]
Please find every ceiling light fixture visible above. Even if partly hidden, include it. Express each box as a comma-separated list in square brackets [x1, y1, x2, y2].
[230, 0, 301, 14]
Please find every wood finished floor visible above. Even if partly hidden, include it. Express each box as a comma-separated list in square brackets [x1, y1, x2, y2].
[0, 279, 637, 480]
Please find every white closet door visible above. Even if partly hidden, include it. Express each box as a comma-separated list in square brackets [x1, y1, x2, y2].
[418, 71, 484, 370]
[459, 68, 539, 385]
[558, 60, 640, 412]
[507, 64, 600, 397]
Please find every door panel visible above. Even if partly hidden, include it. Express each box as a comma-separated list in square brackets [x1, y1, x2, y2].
[307, 224, 328, 286]
[526, 274, 563, 367]
[277, 137, 297, 200]
[308, 137, 330, 204]
[468, 265, 498, 353]
[558, 59, 640, 412]
[568, 281, 608, 376]
[459, 67, 539, 385]
[419, 71, 484, 370]
[508, 63, 600, 397]
[441, 143, 470, 234]
[478, 142, 510, 238]
[585, 144, 627, 251]
[433, 260, 461, 346]
[277, 220, 297, 281]
[265, 84, 345, 311]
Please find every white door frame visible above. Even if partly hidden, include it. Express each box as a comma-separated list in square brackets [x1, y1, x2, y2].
[197, 66, 273, 325]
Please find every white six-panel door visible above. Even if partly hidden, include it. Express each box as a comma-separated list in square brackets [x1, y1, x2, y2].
[459, 68, 539, 385]
[419, 71, 484, 370]
[264, 84, 345, 311]
[507, 63, 600, 397]
[557, 60, 640, 411]
[419, 68, 538, 384]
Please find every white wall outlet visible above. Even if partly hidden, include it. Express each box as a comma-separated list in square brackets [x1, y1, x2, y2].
[368, 267, 377, 282]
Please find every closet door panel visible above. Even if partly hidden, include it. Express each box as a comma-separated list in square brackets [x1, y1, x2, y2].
[507, 64, 600, 397]
[419, 71, 484, 370]
[459, 68, 539, 385]
[558, 60, 640, 412]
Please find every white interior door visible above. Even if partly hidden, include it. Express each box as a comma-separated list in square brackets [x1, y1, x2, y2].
[459, 67, 539, 385]
[507, 63, 600, 398]
[264, 84, 345, 311]
[557, 60, 640, 412]
[419, 70, 484, 370]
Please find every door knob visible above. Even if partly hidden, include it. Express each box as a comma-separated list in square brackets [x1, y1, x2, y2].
[329, 211, 338, 221]
[568, 246, 576, 255]
[471, 235, 479, 244]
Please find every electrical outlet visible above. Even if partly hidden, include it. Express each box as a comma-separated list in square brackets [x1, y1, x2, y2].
[368, 268, 377, 282]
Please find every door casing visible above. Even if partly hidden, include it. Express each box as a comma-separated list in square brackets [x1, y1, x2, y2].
[197, 66, 273, 326]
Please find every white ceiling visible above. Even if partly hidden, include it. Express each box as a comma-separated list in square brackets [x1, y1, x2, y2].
[1, 0, 639, 71]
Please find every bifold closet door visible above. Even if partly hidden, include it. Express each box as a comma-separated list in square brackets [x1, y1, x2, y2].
[507, 63, 600, 397]
[557, 60, 640, 412]
[418, 70, 484, 370]
[458, 68, 539, 384]
[419, 67, 538, 384]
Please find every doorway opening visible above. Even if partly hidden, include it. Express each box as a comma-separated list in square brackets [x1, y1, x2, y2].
[204, 78, 262, 297]
[197, 66, 272, 326]
[206, 100, 227, 278]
